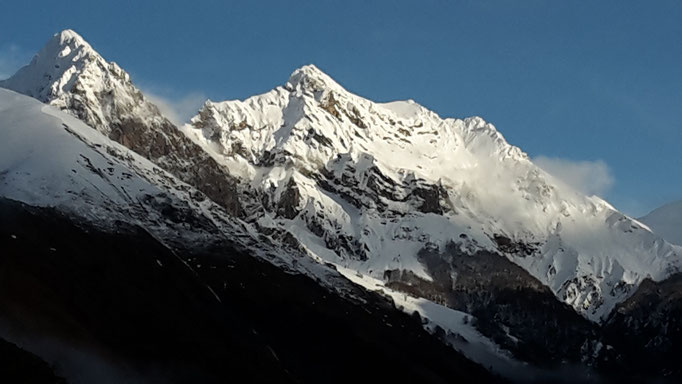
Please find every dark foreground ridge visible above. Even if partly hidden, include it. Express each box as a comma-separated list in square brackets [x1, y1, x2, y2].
[0, 337, 65, 384]
[0, 198, 500, 383]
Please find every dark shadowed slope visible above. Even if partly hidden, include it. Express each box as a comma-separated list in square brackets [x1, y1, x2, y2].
[0, 337, 65, 384]
[0, 198, 291, 384]
[0, 198, 500, 384]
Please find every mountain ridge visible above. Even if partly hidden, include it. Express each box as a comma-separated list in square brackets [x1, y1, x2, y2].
[639, 200, 682, 246]
[3, 30, 680, 322]
[180, 61, 681, 322]
[3, 28, 682, 381]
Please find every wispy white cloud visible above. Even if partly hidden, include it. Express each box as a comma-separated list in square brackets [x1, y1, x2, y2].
[0, 44, 32, 80]
[142, 90, 207, 126]
[534, 155, 614, 197]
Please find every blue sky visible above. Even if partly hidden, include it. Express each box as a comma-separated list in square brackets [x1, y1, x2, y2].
[1, 0, 680, 216]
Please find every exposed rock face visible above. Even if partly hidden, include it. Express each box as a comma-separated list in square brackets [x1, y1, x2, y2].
[276, 177, 302, 219]
[385, 242, 599, 366]
[598, 274, 682, 379]
[108, 115, 243, 216]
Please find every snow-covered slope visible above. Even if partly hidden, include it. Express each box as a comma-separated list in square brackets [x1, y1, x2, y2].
[183, 64, 682, 321]
[639, 200, 682, 246]
[0, 87, 303, 272]
[0, 87, 222, 245]
[0, 86, 381, 299]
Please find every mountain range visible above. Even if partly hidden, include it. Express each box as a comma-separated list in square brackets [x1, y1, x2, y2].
[1, 29, 681, 383]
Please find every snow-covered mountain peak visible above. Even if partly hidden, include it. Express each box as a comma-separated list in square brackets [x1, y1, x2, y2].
[182, 65, 682, 322]
[0, 29, 108, 103]
[3, 29, 245, 217]
[0, 29, 166, 137]
[286, 64, 344, 94]
[188, 64, 528, 184]
[41, 29, 96, 66]
[51, 29, 92, 52]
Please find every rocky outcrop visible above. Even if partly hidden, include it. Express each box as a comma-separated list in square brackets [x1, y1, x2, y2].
[385, 242, 599, 367]
[599, 274, 682, 379]
[109, 114, 243, 216]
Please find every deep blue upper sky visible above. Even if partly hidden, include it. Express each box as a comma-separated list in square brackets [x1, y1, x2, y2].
[1, 0, 680, 216]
